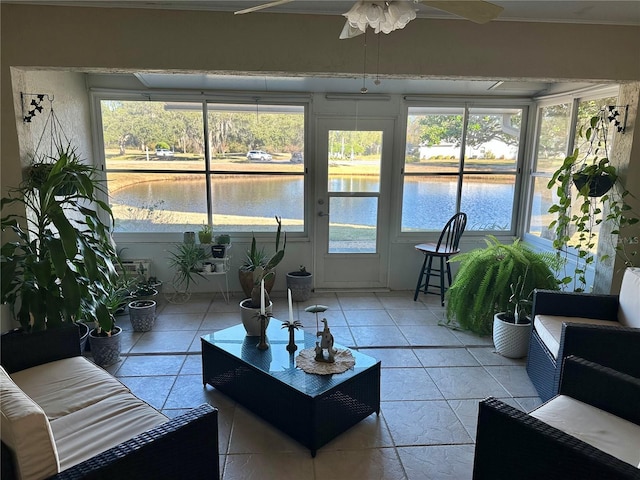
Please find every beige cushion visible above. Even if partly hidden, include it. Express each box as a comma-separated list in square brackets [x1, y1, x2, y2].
[531, 395, 640, 467]
[50, 392, 168, 470]
[534, 315, 620, 359]
[0, 366, 60, 480]
[619, 267, 640, 328]
[10, 356, 130, 420]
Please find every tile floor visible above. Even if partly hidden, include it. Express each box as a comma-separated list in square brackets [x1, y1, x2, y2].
[100, 291, 542, 480]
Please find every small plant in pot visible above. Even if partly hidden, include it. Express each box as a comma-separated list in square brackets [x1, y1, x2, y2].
[286, 265, 313, 302]
[198, 222, 213, 245]
[128, 299, 156, 332]
[492, 270, 534, 359]
[238, 216, 286, 298]
[239, 270, 275, 336]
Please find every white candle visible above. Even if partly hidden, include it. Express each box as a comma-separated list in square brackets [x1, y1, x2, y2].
[288, 288, 294, 323]
[260, 279, 265, 316]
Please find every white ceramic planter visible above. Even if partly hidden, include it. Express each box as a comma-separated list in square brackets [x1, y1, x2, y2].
[492, 313, 532, 359]
[239, 299, 272, 336]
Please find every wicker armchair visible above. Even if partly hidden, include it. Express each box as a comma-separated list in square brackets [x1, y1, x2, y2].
[526, 267, 640, 401]
[1, 325, 220, 480]
[473, 356, 640, 480]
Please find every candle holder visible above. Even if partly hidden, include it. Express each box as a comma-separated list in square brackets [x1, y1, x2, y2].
[281, 320, 303, 353]
[256, 314, 270, 350]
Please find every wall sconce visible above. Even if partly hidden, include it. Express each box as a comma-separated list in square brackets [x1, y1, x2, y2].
[607, 104, 629, 133]
[21, 92, 50, 123]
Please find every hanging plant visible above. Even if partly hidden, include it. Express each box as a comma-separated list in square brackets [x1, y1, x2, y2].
[547, 108, 638, 291]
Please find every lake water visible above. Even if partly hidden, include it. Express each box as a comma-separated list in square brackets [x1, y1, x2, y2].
[112, 176, 514, 232]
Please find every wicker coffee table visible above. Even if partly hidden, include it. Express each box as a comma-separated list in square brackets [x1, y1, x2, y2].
[201, 322, 381, 456]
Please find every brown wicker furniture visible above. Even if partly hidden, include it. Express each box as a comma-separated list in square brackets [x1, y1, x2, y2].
[474, 356, 640, 480]
[1, 324, 219, 480]
[526, 267, 640, 402]
[201, 322, 381, 457]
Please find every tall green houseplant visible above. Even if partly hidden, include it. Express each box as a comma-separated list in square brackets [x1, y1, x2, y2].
[445, 236, 560, 335]
[1, 142, 117, 333]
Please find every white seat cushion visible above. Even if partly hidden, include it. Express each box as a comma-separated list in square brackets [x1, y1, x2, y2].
[618, 267, 640, 328]
[50, 392, 168, 471]
[531, 395, 640, 467]
[1, 366, 60, 480]
[534, 315, 621, 359]
[10, 356, 130, 420]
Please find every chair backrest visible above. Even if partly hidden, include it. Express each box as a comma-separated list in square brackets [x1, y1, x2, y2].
[435, 212, 467, 253]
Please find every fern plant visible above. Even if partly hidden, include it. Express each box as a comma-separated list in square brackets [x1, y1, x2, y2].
[445, 236, 560, 335]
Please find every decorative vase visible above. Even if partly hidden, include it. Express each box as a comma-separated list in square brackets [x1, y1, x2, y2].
[128, 300, 157, 332]
[89, 326, 122, 367]
[492, 313, 532, 359]
[286, 271, 313, 302]
[240, 299, 272, 336]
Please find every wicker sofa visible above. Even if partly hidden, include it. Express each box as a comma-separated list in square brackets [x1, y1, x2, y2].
[0, 325, 219, 480]
[473, 356, 640, 480]
[526, 267, 640, 402]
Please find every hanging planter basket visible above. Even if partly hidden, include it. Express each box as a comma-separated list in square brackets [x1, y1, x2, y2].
[572, 172, 615, 198]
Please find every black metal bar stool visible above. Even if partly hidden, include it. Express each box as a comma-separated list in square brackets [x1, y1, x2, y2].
[413, 212, 467, 306]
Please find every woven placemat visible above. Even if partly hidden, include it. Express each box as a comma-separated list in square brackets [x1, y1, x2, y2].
[296, 348, 355, 375]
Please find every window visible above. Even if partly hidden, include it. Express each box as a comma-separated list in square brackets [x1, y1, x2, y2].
[527, 93, 617, 245]
[402, 106, 523, 232]
[99, 100, 305, 233]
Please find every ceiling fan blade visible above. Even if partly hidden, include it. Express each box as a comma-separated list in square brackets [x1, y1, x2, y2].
[234, 0, 296, 15]
[420, 0, 504, 24]
[339, 20, 365, 40]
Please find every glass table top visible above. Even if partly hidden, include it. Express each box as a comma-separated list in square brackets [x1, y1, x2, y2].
[202, 321, 379, 397]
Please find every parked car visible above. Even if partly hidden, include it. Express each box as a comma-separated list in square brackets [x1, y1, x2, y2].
[156, 148, 174, 157]
[247, 150, 272, 161]
[290, 152, 303, 163]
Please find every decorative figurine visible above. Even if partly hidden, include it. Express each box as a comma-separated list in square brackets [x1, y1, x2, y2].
[304, 304, 329, 334]
[315, 318, 336, 363]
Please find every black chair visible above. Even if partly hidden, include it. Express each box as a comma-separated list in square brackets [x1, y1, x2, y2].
[473, 356, 640, 480]
[413, 212, 467, 306]
[526, 267, 640, 402]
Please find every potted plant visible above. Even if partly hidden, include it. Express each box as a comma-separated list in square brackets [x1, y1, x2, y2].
[198, 222, 213, 245]
[1, 142, 117, 349]
[238, 216, 286, 298]
[445, 236, 560, 336]
[547, 109, 639, 291]
[286, 265, 313, 302]
[166, 241, 209, 303]
[212, 233, 231, 258]
[128, 299, 156, 332]
[492, 269, 535, 358]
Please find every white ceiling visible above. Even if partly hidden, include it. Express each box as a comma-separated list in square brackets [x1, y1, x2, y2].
[7, 1, 640, 25]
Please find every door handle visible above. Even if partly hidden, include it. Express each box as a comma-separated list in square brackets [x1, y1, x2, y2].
[318, 211, 329, 217]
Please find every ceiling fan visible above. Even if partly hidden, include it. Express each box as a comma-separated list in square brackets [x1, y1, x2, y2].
[234, 0, 504, 38]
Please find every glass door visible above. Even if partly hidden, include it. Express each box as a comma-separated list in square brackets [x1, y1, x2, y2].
[315, 117, 394, 289]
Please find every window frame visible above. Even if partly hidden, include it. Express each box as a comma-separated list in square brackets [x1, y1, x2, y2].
[90, 91, 311, 243]
[399, 99, 531, 237]
[523, 85, 620, 252]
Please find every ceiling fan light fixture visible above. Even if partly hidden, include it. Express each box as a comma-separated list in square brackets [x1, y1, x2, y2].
[343, 0, 417, 36]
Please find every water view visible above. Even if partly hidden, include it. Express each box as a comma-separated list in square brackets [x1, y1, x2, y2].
[111, 176, 514, 233]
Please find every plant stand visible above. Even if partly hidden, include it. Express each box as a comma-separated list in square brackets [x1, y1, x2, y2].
[493, 313, 532, 359]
